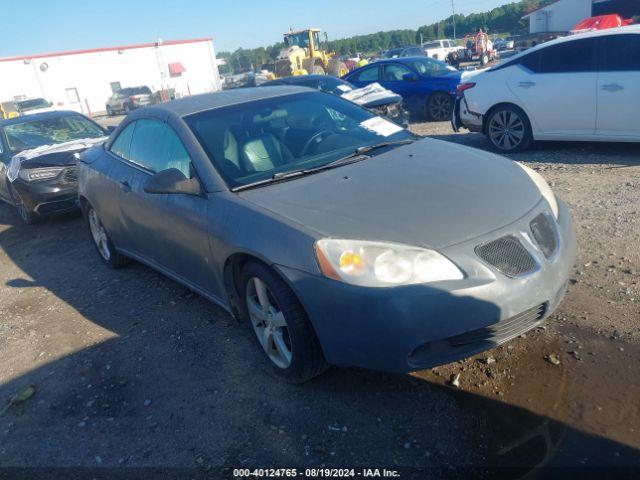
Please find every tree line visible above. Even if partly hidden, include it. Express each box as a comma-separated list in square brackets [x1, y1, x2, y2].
[218, 0, 553, 73]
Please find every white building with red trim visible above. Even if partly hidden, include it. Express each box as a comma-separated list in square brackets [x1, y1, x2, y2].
[0, 38, 222, 115]
[522, 0, 594, 33]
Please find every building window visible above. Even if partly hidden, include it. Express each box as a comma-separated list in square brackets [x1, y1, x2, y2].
[65, 88, 80, 104]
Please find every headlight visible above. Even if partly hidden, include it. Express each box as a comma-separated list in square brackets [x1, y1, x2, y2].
[18, 167, 64, 182]
[315, 239, 464, 287]
[516, 162, 558, 219]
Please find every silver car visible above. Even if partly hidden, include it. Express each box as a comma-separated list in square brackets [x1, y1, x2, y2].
[105, 86, 154, 115]
[79, 87, 576, 383]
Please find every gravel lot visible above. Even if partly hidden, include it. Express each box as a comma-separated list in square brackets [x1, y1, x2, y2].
[0, 117, 638, 475]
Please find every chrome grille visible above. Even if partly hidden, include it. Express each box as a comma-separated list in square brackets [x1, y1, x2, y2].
[448, 303, 547, 347]
[475, 235, 536, 277]
[530, 213, 557, 258]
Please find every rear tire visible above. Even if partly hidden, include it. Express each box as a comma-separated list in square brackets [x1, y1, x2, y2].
[485, 105, 533, 153]
[426, 92, 453, 121]
[240, 261, 328, 383]
[86, 205, 129, 268]
[123, 103, 131, 114]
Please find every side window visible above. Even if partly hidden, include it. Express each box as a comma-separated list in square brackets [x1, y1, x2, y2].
[110, 122, 136, 160]
[353, 66, 379, 82]
[163, 128, 192, 178]
[129, 119, 191, 176]
[382, 64, 412, 81]
[601, 34, 640, 71]
[538, 39, 597, 73]
[519, 50, 542, 73]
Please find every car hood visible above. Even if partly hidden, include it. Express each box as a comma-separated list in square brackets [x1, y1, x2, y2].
[7, 137, 107, 181]
[238, 138, 542, 249]
[340, 83, 402, 108]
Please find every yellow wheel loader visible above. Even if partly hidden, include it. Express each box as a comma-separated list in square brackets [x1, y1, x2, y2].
[274, 29, 348, 78]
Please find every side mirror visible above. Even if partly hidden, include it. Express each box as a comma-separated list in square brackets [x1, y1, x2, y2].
[402, 72, 418, 82]
[143, 168, 201, 196]
[106, 125, 117, 133]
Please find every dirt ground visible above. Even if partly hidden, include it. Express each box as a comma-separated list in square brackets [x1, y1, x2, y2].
[0, 117, 639, 476]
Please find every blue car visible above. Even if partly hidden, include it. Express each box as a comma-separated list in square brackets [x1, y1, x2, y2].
[343, 56, 461, 121]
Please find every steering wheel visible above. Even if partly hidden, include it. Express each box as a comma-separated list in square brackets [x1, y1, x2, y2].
[300, 130, 334, 156]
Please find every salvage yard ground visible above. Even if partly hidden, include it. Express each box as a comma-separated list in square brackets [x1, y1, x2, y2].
[0, 118, 639, 471]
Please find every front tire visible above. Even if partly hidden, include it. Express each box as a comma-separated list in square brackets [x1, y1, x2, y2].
[485, 105, 533, 153]
[426, 92, 453, 121]
[240, 261, 327, 383]
[9, 185, 39, 225]
[86, 205, 129, 268]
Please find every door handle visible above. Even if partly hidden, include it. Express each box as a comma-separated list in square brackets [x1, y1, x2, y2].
[120, 180, 131, 193]
[517, 81, 536, 88]
[602, 83, 623, 92]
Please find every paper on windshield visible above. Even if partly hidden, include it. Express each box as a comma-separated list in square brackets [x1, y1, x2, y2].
[360, 116, 403, 137]
[336, 84, 353, 93]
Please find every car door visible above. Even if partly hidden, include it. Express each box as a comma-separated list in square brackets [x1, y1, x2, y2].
[347, 65, 380, 88]
[596, 33, 640, 138]
[379, 62, 422, 111]
[507, 38, 598, 137]
[117, 118, 215, 292]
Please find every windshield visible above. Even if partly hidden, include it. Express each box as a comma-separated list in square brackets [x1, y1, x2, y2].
[284, 32, 310, 48]
[383, 48, 404, 58]
[3, 115, 106, 153]
[405, 57, 455, 76]
[185, 92, 413, 188]
[17, 99, 50, 111]
[423, 42, 441, 49]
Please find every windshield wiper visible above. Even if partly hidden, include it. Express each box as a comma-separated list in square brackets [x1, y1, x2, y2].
[231, 139, 416, 192]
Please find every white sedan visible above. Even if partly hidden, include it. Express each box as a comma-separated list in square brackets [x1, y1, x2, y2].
[452, 26, 640, 152]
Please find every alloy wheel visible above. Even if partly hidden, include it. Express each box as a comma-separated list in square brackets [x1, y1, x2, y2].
[245, 276, 292, 369]
[488, 110, 525, 151]
[429, 94, 453, 121]
[88, 209, 111, 261]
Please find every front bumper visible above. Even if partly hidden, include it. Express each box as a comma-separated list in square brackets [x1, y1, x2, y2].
[12, 176, 78, 216]
[277, 199, 576, 373]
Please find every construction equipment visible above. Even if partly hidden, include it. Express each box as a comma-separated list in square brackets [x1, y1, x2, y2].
[447, 30, 497, 68]
[274, 28, 348, 78]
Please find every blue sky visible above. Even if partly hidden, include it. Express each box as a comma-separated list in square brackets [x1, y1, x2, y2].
[0, 0, 509, 57]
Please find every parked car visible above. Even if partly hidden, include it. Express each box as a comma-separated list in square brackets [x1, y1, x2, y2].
[453, 26, 640, 152]
[105, 86, 154, 115]
[1, 98, 56, 119]
[382, 46, 425, 59]
[261, 75, 408, 126]
[494, 37, 515, 51]
[422, 39, 463, 61]
[343, 57, 461, 120]
[78, 87, 575, 383]
[0, 111, 108, 223]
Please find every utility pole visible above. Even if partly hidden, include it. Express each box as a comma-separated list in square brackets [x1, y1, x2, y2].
[451, 0, 456, 39]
